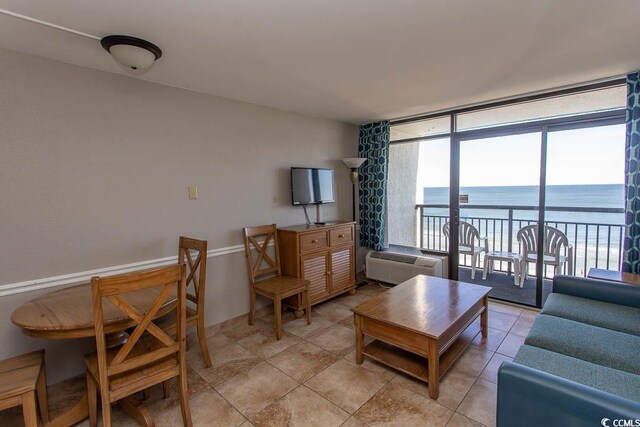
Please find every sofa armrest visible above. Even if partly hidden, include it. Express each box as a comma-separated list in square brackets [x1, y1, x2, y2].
[498, 362, 640, 427]
[552, 275, 640, 308]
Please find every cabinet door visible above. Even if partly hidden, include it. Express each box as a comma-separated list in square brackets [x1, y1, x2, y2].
[301, 252, 330, 301]
[329, 246, 354, 293]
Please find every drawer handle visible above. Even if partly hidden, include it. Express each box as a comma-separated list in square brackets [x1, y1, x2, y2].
[311, 239, 319, 244]
[338, 234, 345, 238]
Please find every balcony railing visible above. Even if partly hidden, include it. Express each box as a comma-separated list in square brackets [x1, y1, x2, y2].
[416, 204, 625, 277]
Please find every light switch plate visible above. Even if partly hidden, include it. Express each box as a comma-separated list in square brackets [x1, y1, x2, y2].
[188, 186, 198, 200]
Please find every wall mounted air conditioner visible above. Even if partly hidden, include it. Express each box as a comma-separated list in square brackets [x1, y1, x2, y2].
[365, 251, 447, 285]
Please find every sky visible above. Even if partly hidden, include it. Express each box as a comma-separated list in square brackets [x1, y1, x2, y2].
[415, 124, 625, 193]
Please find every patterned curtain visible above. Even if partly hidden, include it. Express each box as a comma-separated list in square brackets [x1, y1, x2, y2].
[623, 72, 640, 273]
[358, 121, 390, 251]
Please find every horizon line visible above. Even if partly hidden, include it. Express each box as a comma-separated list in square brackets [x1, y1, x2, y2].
[423, 183, 624, 188]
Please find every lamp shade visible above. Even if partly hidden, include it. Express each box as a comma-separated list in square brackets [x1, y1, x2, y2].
[342, 158, 367, 169]
[101, 35, 162, 73]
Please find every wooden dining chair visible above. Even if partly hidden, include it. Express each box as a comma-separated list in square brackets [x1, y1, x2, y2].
[160, 237, 212, 368]
[84, 265, 192, 427]
[242, 224, 311, 340]
[0, 349, 49, 427]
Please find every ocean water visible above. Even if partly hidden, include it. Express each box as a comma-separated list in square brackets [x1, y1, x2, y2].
[423, 184, 624, 225]
[419, 184, 625, 273]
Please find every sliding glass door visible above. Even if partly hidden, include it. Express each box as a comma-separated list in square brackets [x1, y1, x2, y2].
[542, 124, 626, 303]
[457, 132, 541, 306]
[388, 81, 626, 308]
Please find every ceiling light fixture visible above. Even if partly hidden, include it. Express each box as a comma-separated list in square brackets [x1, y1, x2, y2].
[100, 35, 162, 73]
[0, 10, 163, 74]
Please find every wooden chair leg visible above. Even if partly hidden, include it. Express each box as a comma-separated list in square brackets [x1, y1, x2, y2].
[178, 364, 193, 427]
[36, 360, 49, 423]
[274, 298, 282, 340]
[86, 375, 98, 427]
[197, 315, 212, 368]
[249, 288, 256, 325]
[305, 290, 311, 325]
[100, 392, 112, 427]
[163, 380, 171, 399]
[142, 388, 151, 400]
[21, 391, 37, 427]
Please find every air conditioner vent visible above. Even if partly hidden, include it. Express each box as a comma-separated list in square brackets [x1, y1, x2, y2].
[369, 252, 418, 264]
[365, 250, 446, 285]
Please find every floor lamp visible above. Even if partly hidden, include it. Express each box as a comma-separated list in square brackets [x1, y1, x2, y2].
[342, 157, 367, 286]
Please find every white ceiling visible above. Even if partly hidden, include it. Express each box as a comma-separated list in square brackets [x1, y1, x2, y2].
[1, 0, 639, 124]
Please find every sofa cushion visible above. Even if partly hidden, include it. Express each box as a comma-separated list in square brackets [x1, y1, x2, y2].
[553, 275, 640, 308]
[513, 345, 640, 403]
[542, 293, 640, 336]
[525, 314, 640, 375]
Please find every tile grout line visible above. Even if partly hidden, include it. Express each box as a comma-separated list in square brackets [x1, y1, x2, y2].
[192, 367, 255, 422]
[208, 339, 302, 421]
[296, 307, 395, 419]
[22, 288, 510, 427]
[230, 306, 380, 424]
[211, 310, 351, 423]
[453, 411, 491, 427]
[207, 387, 251, 427]
[199, 292, 510, 425]
[249, 384, 304, 425]
[243, 299, 506, 426]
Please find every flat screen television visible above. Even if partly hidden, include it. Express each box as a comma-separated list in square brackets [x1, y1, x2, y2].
[291, 167, 335, 205]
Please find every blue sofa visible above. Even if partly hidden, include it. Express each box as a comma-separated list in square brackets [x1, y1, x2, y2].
[497, 275, 640, 426]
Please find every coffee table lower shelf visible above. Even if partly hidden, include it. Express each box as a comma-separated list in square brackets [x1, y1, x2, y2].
[363, 324, 481, 383]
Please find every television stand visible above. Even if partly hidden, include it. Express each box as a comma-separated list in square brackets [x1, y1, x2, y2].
[278, 221, 356, 315]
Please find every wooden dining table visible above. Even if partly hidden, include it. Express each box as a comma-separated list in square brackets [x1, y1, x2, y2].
[11, 282, 177, 427]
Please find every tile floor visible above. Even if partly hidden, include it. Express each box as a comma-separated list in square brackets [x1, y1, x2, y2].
[0, 282, 538, 427]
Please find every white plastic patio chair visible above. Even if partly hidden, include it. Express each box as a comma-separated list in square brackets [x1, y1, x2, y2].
[516, 224, 574, 287]
[443, 221, 488, 280]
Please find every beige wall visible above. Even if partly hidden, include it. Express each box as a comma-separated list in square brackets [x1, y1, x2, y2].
[0, 48, 357, 383]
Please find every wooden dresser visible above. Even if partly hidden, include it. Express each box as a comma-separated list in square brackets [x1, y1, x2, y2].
[278, 221, 356, 315]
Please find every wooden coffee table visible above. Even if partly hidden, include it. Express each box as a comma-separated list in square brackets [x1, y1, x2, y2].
[352, 275, 490, 399]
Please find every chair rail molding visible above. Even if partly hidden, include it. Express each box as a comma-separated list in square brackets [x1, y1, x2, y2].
[0, 243, 256, 297]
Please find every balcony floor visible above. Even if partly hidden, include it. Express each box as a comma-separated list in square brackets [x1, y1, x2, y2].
[457, 266, 551, 307]
[381, 245, 551, 306]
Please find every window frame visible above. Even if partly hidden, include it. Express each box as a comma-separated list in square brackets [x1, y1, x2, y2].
[390, 79, 626, 144]
[388, 79, 627, 308]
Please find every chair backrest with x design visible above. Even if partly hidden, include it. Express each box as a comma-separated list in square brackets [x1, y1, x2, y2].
[179, 236, 207, 312]
[242, 224, 282, 285]
[90, 264, 186, 388]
